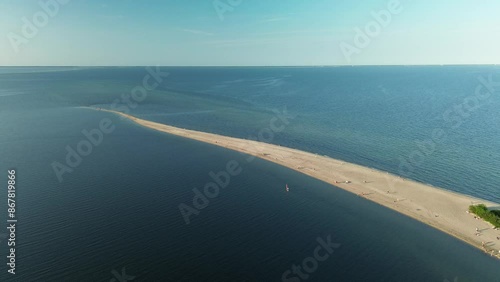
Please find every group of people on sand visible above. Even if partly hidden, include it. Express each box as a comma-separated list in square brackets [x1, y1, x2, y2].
[483, 244, 500, 258]
[475, 227, 481, 237]
[333, 179, 374, 197]
[472, 223, 500, 258]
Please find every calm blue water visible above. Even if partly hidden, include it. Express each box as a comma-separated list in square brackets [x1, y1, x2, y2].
[0, 67, 499, 281]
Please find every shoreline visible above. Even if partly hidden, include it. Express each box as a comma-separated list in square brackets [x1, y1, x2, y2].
[88, 107, 500, 259]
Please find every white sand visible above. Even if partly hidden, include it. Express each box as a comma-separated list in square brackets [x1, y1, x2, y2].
[95, 108, 500, 258]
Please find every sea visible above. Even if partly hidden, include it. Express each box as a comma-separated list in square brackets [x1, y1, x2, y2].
[0, 66, 499, 281]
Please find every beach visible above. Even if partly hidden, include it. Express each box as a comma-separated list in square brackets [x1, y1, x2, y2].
[96, 107, 500, 259]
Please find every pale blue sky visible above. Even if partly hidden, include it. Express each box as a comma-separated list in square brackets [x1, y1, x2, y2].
[1, 0, 499, 66]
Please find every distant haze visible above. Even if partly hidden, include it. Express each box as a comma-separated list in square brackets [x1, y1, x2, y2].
[1, 0, 500, 66]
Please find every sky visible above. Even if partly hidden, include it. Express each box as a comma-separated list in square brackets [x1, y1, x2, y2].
[1, 0, 500, 66]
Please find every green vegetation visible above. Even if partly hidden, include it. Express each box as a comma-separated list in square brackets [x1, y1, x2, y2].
[469, 204, 500, 228]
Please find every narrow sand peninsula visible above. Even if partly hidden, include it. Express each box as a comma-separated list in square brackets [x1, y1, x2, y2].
[95, 108, 500, 258]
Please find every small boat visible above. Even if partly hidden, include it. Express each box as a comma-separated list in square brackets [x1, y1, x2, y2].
[286, 184, 289, 192]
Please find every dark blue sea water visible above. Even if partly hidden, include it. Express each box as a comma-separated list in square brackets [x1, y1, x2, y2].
[0, 66, 499, 281]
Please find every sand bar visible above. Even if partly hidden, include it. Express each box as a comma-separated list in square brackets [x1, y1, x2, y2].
[91, 107, 500, 258]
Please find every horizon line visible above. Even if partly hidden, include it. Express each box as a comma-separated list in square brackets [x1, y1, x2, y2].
[1, 63, 500, 68]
